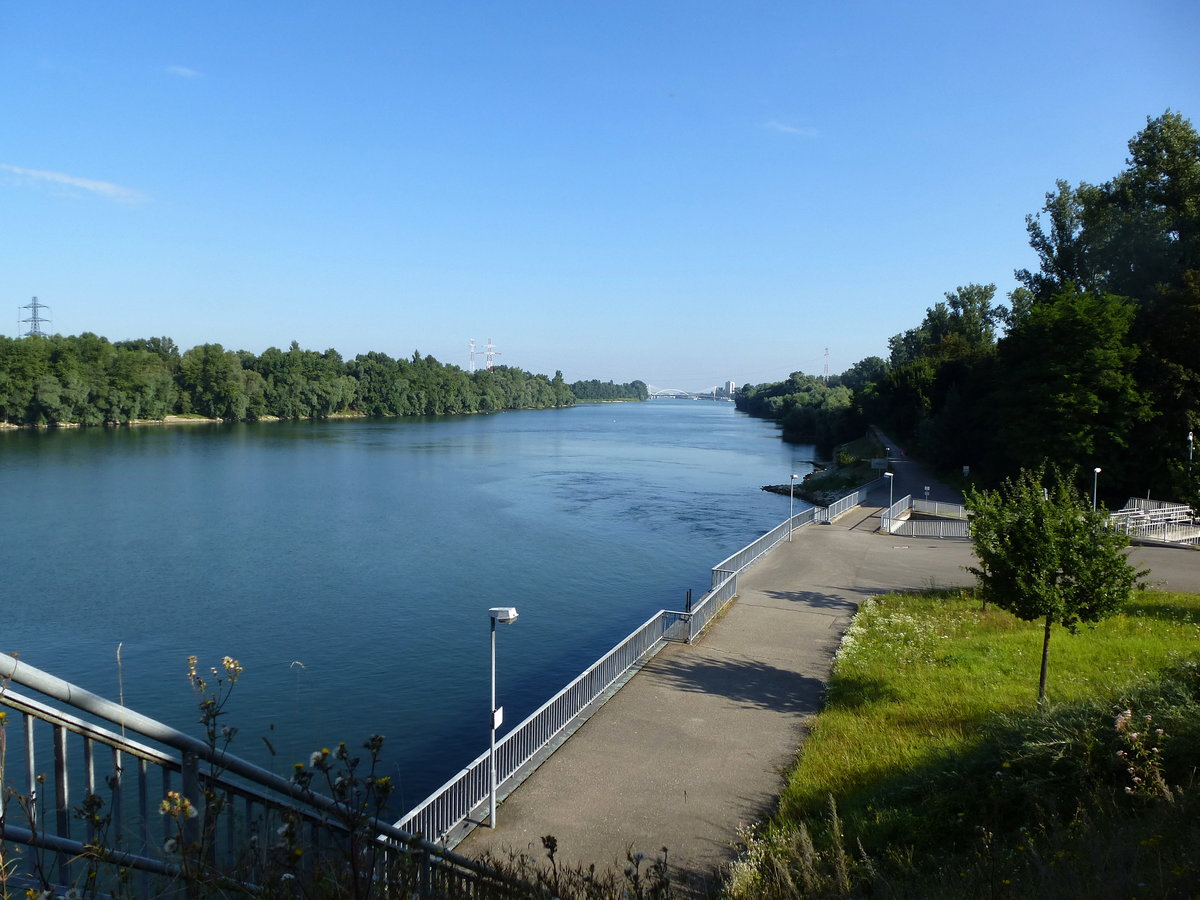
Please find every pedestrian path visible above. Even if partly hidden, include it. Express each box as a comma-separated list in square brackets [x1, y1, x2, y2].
[457, 500, 978, 895]
[457, 461, 1199, 896]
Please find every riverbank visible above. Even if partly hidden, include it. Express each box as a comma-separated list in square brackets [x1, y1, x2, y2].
[761, 433, 886, 505]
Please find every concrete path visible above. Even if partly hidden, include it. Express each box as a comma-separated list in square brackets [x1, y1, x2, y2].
[458, 500, 979, 895]
[458, 452, 1199, 896]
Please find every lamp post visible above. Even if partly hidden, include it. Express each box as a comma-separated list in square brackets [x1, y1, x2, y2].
[488, 606, 519, 828]
[1189, 431, 1194, 475]
[788, 473, 799, 540]
[1093, 467, 1101, 512]
[883, 472, 894, 533]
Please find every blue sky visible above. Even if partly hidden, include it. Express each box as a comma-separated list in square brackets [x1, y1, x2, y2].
[3, 2, 1197, 391]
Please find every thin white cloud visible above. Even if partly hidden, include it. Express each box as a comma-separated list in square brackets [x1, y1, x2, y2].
[764, 120, 820, 138]
[167, 65, 203, 79]
[0, 163, 148, 203]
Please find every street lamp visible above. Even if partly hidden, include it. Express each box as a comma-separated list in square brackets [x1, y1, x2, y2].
[1093, 467, 1101, 511]
[883, 472, 894, 533]
[488, 606, 519, 828]
[788, 473, 799, 541]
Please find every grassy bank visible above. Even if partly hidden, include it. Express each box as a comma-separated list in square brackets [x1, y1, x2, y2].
[794, 434, 886, 504]
[726, 589, 1200, 898]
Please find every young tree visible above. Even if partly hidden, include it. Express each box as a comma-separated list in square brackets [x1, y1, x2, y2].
[965, 466, 1145, 704]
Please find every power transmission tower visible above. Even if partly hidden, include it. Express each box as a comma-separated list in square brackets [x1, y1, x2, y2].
[21, 297, 51, 337]
[485, 337, 501, 371]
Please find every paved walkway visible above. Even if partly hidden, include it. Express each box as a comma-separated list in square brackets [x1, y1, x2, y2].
[459, 450, 1200, 895]
[458, 485, 978, 895]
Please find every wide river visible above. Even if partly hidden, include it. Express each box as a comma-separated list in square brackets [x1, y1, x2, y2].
[2, 400, 814, 814]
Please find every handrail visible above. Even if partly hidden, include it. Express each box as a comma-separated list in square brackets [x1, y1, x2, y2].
[396, 608, 676, 842]
[0, 655, 528, 897]
[3, 476, 890, 888]
[395, 476, 887, 845]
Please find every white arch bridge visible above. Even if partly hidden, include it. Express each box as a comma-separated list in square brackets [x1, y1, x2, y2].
[646, 386, 735, 401]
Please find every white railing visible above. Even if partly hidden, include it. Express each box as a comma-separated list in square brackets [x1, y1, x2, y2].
[893, 518, 971, 539]
[688, 572, 737, 640]
[394, 477, 895, 845]
[710, 508, 818, 588]
[880, 495, 913, 534]
[1108, 500, 1199, 545]
[881, 494, 970, 539]
[822, 476, 888, 522]
[395, 609, 680, 843]
[0, 655, 524, 899]
[912, 499, 969, 519]
[0, 474, 903, 892]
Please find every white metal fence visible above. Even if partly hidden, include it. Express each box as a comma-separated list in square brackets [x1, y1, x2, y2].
[879, 494, 911, 534]
[396, 478, 887, 847]
[912, 499, 970, 519]
[0, 655, 525, 899]
[823, 476, 888, 522]
[0, 476, 890, 893]
[1108, 498, 1200, 545]
[395, 608, 681, 843]
[880, 494, 970, 539]
[710, 508, 818, 588]
[892, 518, 971, 539]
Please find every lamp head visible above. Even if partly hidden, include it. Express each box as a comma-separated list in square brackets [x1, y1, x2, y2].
[489, 607, 519, 624]
[1094, 467, 1102, 474]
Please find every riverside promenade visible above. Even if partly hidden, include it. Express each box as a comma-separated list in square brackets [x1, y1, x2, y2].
[458, 473, 977, 895]
[458, 448, 1200, 895]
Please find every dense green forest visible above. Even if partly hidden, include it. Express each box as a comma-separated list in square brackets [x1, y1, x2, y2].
[738, 111, 1200, 507]
[0, 337, 584, 425]
[568, 378, 649, 401]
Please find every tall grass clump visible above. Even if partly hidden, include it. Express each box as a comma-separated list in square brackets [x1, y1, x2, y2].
[726, 589, 1200, 898]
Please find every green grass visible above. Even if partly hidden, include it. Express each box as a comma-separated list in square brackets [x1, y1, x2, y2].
[837, 434, 886, 462]
[726, 589, 1200, 898]
[797, 434, 886, 500]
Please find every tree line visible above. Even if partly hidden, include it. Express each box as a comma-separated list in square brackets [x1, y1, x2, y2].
[0, 336, 587, 425]
[568, 379, 649, 401]
[737, 110, 1199, 507]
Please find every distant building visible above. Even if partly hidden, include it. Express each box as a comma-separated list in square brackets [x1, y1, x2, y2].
[725, 380, 737, 395]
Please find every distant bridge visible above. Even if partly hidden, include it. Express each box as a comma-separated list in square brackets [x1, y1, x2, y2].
[647, 386, 735, 401]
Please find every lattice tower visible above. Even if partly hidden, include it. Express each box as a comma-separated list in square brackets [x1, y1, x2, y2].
[21, 297, 50, 337]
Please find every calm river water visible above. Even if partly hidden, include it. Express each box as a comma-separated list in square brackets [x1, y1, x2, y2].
[2, 400, 813, 812]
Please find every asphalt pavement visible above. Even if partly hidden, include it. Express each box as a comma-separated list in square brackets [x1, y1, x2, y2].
[457, 442, 1199, 896]
[457, 491, 979, 895]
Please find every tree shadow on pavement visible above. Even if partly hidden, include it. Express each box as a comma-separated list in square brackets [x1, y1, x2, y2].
[647, 654, 826, 715]
[760, 588, 866, 612]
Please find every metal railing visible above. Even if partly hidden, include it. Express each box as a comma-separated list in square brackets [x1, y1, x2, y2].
[1108, 500, 1200, 545]
[710, 508, 818, 588]
[395, 478, 890, 846]
[880, 495, 913, 534]
[912, 498, 969, 519]
[0, 655, 529, 899]
[880, 495, 970, 539]
[396, 608, 683, 843]
[892, 518, 971, 539]
[3, 477, 888, 888]
[822, 476, 888, 522]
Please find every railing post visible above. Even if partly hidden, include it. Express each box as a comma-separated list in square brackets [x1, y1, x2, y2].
[54, 723, 71, 886]
[420, 846, 433, 898]
[182, 751, 200, 850]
